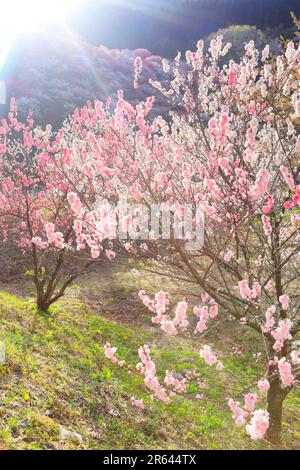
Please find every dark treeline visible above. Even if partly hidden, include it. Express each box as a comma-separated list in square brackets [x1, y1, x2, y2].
[69, 0, 300, 56]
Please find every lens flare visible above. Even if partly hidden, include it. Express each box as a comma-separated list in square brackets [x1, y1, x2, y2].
[0, 0, 85, 69]
[0, 0, 84, 43]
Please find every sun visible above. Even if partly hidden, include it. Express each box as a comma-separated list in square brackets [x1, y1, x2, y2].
[0, 0, 84, 44]
[0, 0, 85, 70]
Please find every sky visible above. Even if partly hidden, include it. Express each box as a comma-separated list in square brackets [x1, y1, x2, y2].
[1, 0, 300, 62]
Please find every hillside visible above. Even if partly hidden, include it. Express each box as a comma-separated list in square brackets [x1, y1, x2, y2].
[0, 263, 299, 450]
[0, 31, 168, 127]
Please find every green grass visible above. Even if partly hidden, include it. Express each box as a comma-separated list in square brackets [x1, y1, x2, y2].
[0, 267, 299, 450]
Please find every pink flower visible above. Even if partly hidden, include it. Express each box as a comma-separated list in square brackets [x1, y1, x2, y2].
[235, 415, 246, 427]
[227, 398, 247, 426]
[280, 166, 295, 191]
[138, 345, 170, 404]
[139, 290, 155, 312]
[279, 294, 289, 311]
[44, 223, 64, 249]
[133, 56, 143, 89]
[224, 251, 233, 262]
[228, 70, 237, 86]
[195, 318, 208, 333]
[238, 280, 252, 300]
[154, 291, 169, 315]
[161, 320, 178, 336]
[164, 370, 187, 393]
[251, 169, 270, 200]
[91, 249, 100, 259]
[174, 301, 189, 329]
[196, 393, 204, 400]
[130, 186, 143, 202]
[105, 249, 116, 261]
[278, 358, 294, 386]
[209, 304, 218, 319]
[246, 409, 269, 440]
[32, 237, 48, 249]
[174, 148, 183, 162]
[131, 397, 146, 409]
[67, 192, 84, 217]
[238, 279, 261, 300]
[265, 281, 273, 293]
[244, 393, 260, 412]
[291, 350, 300, 365]
[194, 305, 208, 318]
[194, 305, 209, 333]
[104, 343, 118, 363]
[293, 187, 300, 207]
[291, 213, 300, 225]
[200, 345, 218, 367]
[261, 45, 270, 61]
[258, 379, 270, 393]
[124, 242, 134, 253]
[284, 201, 294, 209]
[201, 293, 210, 303]
[261, 305, 276, 333]
[272, 319, 292, 352]
[262, 195, 274, 214]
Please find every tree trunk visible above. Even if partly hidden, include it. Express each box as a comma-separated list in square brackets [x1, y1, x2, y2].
[36, 291, 65, 312]
[266, 375, 285, 444]
[36, 289, 52, 312]
[36, 298, 51, 312]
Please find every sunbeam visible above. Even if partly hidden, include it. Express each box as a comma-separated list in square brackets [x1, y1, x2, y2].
[0, 0, 85, 69]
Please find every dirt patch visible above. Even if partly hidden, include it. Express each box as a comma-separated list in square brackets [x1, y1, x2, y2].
[78, 261, 151, 325]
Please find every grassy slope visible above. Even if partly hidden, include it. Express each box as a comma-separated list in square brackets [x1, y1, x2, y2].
[0, 264, 299, 450]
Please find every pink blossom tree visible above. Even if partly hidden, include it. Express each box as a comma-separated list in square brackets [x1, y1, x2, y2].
[141, 38, 300, 443]
[0, 100, 99, 311]
[62, 39, 299, 443]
